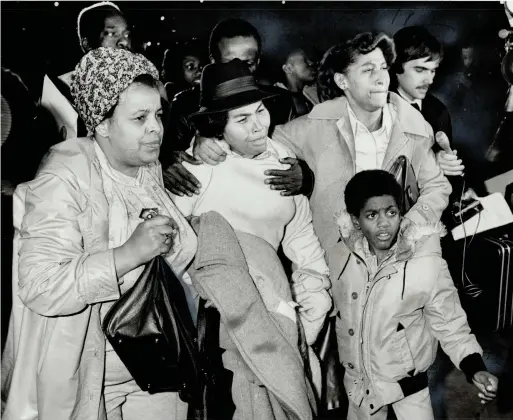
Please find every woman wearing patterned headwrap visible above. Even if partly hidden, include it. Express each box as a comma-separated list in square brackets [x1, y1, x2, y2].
[1, 47, 197, 420]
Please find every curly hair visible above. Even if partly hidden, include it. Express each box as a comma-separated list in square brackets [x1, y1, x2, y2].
[344, 170, 403, 217]
[317, 32, 396, 102]
[190, 112, 229, 140]
[390, 26, 443, 76]
[161, 40, 206, 85]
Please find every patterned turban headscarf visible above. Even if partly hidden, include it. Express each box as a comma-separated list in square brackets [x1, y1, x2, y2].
[70, 47, 160, 133]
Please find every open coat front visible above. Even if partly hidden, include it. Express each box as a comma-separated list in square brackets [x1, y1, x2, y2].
[271, 92, 452, 253]
[188, 211, 317, 420]
[327, 216, 483, 415]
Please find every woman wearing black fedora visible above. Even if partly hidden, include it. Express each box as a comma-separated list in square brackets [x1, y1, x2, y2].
[172, 59, 332, 419]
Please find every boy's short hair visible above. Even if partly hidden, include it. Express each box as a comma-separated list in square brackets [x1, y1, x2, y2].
[344, 170, 403, 216]
[391, 26, 443, 76]
[208, 18, 262, 62]
[318, 32, 396, 102]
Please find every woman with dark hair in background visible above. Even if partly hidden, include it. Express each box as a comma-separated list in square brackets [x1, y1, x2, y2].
[161, 40, 206, 100]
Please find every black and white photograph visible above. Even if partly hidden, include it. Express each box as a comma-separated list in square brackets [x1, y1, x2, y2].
[1, 1, 513, 419]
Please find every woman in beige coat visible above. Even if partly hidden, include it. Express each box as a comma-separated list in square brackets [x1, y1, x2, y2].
[1, 47, 197, 420]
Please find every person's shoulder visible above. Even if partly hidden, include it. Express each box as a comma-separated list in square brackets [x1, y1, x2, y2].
[423, 92, 449, 114]
[172, 87, 200, 105]
[37, 137, 95, 180]
[181, 158, 215, 184]
[389, 93, 432, 140]
[268, 138, 296, 158]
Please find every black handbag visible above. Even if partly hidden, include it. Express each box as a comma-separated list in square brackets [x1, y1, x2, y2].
[102, 254, 202, 401]
[388, 155, 420, 215]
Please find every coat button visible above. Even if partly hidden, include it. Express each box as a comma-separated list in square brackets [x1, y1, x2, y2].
[366, 389, 370, 395]
[356, 260, 361, 265]
[348, 329, 354, 336]
[348, 363, 354, 369]
[352, 292, 358, 299]
[370, 404, 374, 410]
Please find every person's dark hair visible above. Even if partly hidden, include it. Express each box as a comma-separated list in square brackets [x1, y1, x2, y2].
[317, 32, 396, 102]
[161, 40, 206, 84]
[78, 4, 124, 51]
[190, 112, 229, 139]
[103, 74, 160, 120]
[391, 26, 443, 76]
[344, 170, 403, 217]
[208, 18, 262, 62]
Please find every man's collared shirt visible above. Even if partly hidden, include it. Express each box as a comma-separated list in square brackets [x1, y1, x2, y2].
[345, 102, 394, 172]
[397, 86, 423, 111]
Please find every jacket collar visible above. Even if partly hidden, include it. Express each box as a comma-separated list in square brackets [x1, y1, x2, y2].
[334, 209, 445, 265]
[307, 92, 431, 139]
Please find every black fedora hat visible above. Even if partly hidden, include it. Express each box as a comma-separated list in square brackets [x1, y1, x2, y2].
[190, 58, 281, 118]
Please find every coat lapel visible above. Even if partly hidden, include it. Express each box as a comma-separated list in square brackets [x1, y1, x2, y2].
[381, 114, 410, 171]
[335, 112, 356, 169]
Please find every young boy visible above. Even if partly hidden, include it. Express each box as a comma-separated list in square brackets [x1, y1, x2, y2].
[328, 170, 497, 420]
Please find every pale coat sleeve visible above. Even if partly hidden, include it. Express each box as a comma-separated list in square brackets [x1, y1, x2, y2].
[281, 194, 329, 276]
[405, 138, 452, 226]
[424, 258, 483, 368]
[17, 172, 119, 317]
[271, 117, 313, 163]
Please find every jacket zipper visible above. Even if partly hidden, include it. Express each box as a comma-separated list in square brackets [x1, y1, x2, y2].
[359, 263, 396, 393]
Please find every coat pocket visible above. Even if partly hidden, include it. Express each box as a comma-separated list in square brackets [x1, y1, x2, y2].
[392, 326, 416, 376]
[378, 325, 416, 381]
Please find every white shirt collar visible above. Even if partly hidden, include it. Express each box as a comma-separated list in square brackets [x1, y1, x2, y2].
[346, 102, 393, 140]
[397, 86, 423, 111]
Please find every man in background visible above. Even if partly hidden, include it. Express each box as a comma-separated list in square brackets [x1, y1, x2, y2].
[275, 48, 319, 116]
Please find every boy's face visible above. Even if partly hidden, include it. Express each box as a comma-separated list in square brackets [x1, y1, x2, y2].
[351, 195, 401, 253]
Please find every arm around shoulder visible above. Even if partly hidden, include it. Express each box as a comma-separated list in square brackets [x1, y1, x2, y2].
[170, 159, 213, 217]
[272, 117, 313, 162]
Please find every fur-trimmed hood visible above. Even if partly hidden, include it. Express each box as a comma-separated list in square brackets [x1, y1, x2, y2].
[334, 209, 447, 262]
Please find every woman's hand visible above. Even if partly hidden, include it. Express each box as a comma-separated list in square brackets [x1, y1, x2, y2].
[114, 215, 178, 277]
[264, 157, 304, 196]
[297, 289, 332, 321]
[193, 134, 227, 165]
[162, 151, 202, 197]
[472, 371, 498, 404]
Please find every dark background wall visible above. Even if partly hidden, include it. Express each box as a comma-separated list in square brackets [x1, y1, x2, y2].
[2, 2, 509, 74]
[1, 1, 510, 177]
